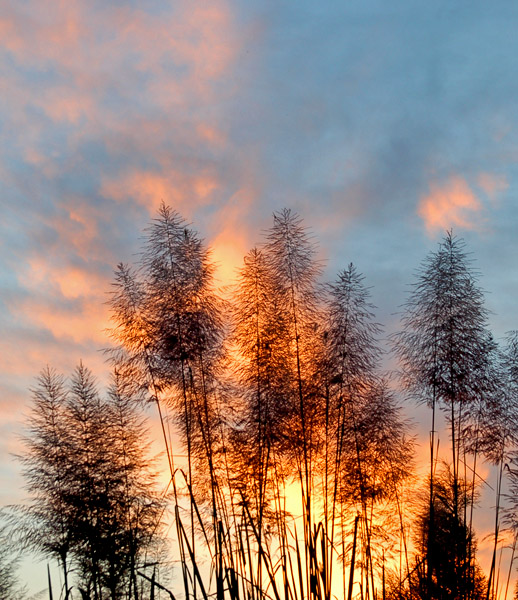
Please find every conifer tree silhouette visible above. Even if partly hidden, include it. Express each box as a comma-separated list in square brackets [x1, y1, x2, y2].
[393, 231, 497, 599]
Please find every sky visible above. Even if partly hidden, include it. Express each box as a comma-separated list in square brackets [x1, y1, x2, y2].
[2, 0, 518, 594]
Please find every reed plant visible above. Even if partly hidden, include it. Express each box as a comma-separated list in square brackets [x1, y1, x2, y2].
[16, 207, 518, 600]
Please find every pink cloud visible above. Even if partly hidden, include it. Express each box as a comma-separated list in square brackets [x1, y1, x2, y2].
[10, 203, 116, 349]
[0, 1, 91, 69]
[477, 172, 508, 201]
[196, 123, 226, 148]
[118, 3, 238, 83]
[100, 169, 220, 216]
[418, 176, 484, 234]
[0, 326, 108, 380]
[418, 172, 508, 235]
[11, 255, 112, 346]
[22, 256, 108, 302]
[1, 0, 239, 99]
[0, 15, 24, 54]
[0, 0, 240, 164]
[14, 297, 110, 345]
[39, 88, 96, 124]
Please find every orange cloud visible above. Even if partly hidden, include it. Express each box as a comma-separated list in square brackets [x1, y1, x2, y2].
[39, 201, 118, 263]
[0, 330, 107, 382]
[418, 176, 484, 234]
[100, 170, 220, 216]
[14, 244, 113, 348]
[24, 257, 108, 301]
[12, 293, 110, 346]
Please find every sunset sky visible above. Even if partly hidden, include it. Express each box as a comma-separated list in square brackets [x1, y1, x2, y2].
[2, 0, 518, 593]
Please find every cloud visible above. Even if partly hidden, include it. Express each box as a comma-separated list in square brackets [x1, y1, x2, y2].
[477, 172, 508, 202]
[14, 297, 110, 345]
[418, 172, 509, 235]
[0, 0, 239, 198]
[418, 176, 484, 234]
[100, 169, 221, 216]
[9, 255, 111, 347]
[6, 202, 116, 351]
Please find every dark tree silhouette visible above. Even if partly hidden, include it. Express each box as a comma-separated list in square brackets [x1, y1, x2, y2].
[19, 364, 165, 600]
[410, 466, 486, 600]
[227, 215, 414, 600]
[107, 203, 230, 598]
[18, 367, 74, 599]
[0, 519, 26, 600]
[321, 264, 415, 598]
[393, 231, 498, 600]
